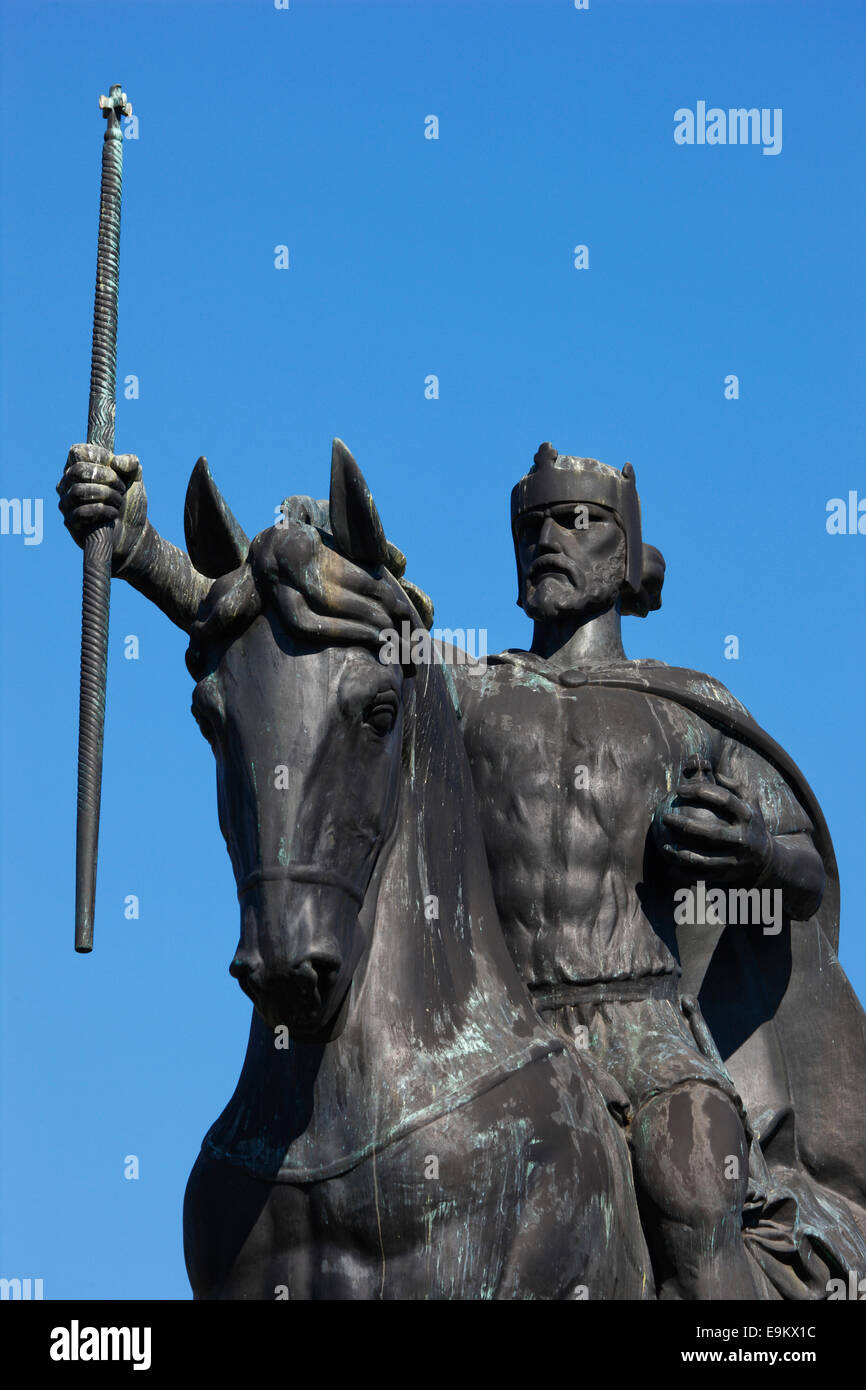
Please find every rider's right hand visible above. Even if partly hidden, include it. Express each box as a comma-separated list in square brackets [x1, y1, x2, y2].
[57, 443, 147, 561]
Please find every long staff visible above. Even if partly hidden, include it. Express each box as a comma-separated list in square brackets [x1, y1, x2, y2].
[75, 83, 132, 953]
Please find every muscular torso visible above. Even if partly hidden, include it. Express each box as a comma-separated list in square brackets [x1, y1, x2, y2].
[457, 657, 722, 987]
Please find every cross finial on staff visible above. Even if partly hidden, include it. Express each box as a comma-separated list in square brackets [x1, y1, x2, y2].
[99, 84, 132, 120]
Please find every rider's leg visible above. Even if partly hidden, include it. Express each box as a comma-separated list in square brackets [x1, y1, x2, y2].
[629, 1080, 760, 1299]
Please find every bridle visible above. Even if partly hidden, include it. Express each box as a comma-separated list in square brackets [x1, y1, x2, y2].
[236, 863, 365, 907]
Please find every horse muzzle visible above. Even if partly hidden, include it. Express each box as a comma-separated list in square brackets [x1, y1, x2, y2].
[231, 866, 367, 1038]
[231, 946, 352, 1036]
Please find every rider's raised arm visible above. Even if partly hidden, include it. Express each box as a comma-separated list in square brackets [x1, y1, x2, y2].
[113, 519, 211, 634]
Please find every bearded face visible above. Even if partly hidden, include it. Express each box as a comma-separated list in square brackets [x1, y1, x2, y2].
[515, 502, 626, 624]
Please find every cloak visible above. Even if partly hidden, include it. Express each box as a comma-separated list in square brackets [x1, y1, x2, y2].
[568, 660, 866, 1277]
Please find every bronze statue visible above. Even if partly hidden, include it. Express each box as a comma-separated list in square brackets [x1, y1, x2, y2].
[57, 437, 866, 1298]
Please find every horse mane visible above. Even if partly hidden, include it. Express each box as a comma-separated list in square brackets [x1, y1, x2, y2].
[185, 514, 432, 683]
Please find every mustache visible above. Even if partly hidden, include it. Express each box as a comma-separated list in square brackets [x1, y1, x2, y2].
[527, 552, 576, 584]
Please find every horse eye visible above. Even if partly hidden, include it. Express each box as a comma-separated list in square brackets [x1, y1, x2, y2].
[363, 694, 399, 736]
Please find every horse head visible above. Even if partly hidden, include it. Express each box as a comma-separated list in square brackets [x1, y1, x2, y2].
[184, 440, 420, 1042]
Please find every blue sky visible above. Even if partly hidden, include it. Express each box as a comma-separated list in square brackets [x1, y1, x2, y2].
[1, 0, 864, 1298]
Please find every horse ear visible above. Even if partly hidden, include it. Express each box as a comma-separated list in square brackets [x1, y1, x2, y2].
[184, 456, 251, 578]
[329, 438, 388, 566]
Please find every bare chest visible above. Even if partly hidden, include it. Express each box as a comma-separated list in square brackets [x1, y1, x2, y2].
[463, 679, 718, 842]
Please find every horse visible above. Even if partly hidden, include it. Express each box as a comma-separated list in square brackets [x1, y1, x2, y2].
[180, 440, 652, 1300]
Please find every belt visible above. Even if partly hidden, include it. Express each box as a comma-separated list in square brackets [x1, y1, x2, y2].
[530, 974, 678, 1010]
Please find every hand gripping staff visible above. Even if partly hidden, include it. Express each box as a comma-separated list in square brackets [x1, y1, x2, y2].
[75, 84, 132, 952]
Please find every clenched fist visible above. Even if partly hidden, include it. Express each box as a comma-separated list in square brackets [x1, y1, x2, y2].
[57, 443, 148, 568]
[652, 755, 774, 888]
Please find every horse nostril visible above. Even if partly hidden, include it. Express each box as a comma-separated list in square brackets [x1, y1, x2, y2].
[230, 953, 258, 984]
[289, 956, 340, 1004]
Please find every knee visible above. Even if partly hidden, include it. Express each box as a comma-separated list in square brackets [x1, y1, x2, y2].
[630, 1084, 749, 1225]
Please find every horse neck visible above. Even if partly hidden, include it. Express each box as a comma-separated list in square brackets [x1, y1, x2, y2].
[346, 660, 541, 1063]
